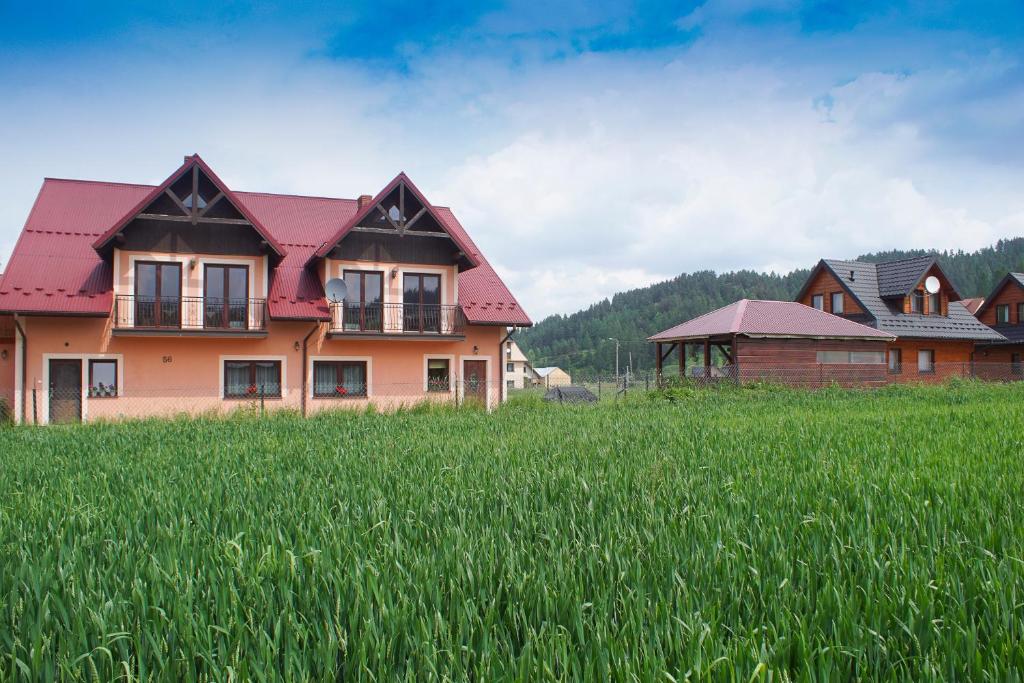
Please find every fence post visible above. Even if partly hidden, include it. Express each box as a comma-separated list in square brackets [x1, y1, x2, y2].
[598, 379, 601, 400]
[32, 388, 38, 425]
[645, 375, 649, 392]
[260, 384, 265, 417]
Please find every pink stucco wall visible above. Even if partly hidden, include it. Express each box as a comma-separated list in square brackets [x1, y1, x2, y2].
[11, 315, 504, 424]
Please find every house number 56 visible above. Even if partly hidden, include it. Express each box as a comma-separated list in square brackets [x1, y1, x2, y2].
[162, 356, 173, 363]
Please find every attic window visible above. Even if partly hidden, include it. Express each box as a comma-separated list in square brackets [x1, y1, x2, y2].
[183, 193, 207, 210]
[387, 205, 401, 222]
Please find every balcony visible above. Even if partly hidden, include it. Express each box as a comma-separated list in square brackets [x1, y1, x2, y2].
[113, 295, 268, 336]
[329, 302, 466, 339]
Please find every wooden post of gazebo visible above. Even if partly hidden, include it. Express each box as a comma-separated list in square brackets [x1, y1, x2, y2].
[703, 338, 711, 373]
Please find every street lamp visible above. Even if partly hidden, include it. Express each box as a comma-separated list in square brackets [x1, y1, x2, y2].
[607, 337, 620, 381]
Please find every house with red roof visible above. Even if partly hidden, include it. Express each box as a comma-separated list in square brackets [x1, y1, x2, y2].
[0, 155, 530, 423]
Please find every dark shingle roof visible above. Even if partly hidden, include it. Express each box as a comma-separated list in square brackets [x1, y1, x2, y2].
[819, 259, 1005, 342]
[981, 325, 1024, 345]
[875, 255, 940, 298]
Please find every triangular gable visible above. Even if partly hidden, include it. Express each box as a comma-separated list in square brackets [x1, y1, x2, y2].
[92, 155, 286, 257]
[312, 173, 480, 268]
[975, 273, 1024, 317]
[793, 259, 874, 316]
[904, 261, 963, 301]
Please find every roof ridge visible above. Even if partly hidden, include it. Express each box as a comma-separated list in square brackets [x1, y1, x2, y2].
[235, 190, 357, 202]
[730, 298, 750, 333]
[44, 177, 157, 189]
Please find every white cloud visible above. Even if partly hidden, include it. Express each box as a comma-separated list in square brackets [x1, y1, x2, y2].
[0, 28, 1021, 322]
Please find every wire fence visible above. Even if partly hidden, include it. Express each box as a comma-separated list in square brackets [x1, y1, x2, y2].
[8, 361, 1024, 424]
[511, 361, 1024, 397]
[16, 379, 506, 425]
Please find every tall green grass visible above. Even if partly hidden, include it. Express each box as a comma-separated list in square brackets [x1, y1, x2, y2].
[1, 383, 1022, 680]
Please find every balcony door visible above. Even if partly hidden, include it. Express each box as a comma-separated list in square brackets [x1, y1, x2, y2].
[343, 270, 384, 332]
[135, 261, 182, 328]
[205, 264, 249, 329]
[403, 273, 441, 333]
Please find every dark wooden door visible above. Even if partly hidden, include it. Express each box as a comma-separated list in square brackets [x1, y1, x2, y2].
[462, 360, 487, 406]
[49, 359, 82, 424]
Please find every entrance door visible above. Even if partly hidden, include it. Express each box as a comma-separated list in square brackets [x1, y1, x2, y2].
[462, 360, 487, 406]
[49, 359, 82, 424]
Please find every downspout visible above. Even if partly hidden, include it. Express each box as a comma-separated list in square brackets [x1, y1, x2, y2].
[13, 317, 27, 424]
[300, 322, 320, 418]
[499, 327, 515, 404]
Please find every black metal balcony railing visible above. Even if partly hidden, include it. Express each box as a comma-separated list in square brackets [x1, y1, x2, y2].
[114, 296, 267, 331]
[329, 302, 466, 335]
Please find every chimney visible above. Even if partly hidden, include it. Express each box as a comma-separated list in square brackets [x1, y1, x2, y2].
[849, 269, 855, 281]
[357, 194, 373, 210]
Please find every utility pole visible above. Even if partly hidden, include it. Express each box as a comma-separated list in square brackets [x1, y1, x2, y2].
[607, 338, 620, 384]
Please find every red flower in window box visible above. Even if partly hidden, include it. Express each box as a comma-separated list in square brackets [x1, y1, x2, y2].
[247, 384, 258, 395]
[335, 385, 347, 395]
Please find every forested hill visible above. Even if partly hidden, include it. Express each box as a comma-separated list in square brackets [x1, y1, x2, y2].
[516, 238, 1024, 377]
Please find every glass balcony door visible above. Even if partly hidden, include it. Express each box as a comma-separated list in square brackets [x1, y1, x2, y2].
[135, 261, 182, 328]
[205, 264, 249, 329]
[343, 270, 384, 332]
[403, 273, 441, 333]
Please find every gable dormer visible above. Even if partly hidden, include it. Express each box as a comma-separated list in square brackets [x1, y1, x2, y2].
[314, 173, 479, 270]
[92, 155, 285, 260]
[888, 261, 960, 317]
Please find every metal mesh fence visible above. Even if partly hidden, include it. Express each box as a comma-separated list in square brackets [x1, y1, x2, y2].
[11, 361, 1024, 424]
[20, 379, 504, 425]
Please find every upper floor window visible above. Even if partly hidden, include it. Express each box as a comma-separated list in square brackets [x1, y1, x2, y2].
[911, 291, 924, 314]
[996, 304, 1010, 324]
[927, 292, 940, 316]
[811, 294, 824, 310]
[830, 292, 843, 314]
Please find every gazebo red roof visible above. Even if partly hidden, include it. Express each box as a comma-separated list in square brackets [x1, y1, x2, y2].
[648, 299, 895, 342]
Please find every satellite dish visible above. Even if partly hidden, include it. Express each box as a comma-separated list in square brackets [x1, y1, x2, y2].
[924, 276, 941, 294]
[325, 278, 348, 303]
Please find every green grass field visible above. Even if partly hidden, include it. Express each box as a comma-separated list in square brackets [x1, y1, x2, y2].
[1, 382, 1023, 680]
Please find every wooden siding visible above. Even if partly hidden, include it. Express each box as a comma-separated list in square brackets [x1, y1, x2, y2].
[120, 219, 265, 256]
[330, 232, 463, 266]
[735, 337, 888, 387]
[884, 339, 973, 384]
[977, 279, 1024, 325]
[798, 268, 865, 315]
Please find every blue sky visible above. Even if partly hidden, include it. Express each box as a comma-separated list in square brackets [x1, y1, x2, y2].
[1, 1, 1022, 319]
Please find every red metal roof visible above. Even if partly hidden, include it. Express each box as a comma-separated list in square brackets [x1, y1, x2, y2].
[648, 299, 895, 342]
[960, 297, 985, 315]
[0, 170, 531, 326]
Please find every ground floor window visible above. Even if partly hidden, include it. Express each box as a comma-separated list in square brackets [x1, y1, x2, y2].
[88, 359, 118, 397]
[314, 361, 367, 398]
[426, 358, 451, 392]
[888, 349, 902, 374]
[816, 350, 885, 364]
[917, 349, 935, 374]
[1012, 353, 1022, 376]
[224, 360, 282, 398]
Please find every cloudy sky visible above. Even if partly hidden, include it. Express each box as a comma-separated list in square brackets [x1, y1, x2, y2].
[1, 1, 1022, 321]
